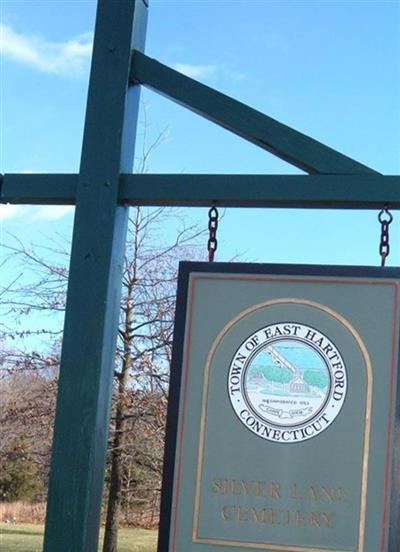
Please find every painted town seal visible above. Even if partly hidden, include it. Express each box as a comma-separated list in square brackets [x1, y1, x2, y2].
[228, 322, 347, 443]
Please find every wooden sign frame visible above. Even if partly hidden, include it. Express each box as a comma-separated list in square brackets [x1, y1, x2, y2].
[158, 262, 400, 552]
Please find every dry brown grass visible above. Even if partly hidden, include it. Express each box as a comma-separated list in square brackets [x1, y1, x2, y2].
[0, 502, 46, 524]
[0, 502, 159, 529]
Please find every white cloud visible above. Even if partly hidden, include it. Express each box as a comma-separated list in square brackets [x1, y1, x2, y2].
[173, 61, 246, 84]
[173, 63, 217, 80]
[33, 206, 74, 221]
[0, 205, 25, 221]
[0, 205, 74, 222]
[0, 23, 93, 78]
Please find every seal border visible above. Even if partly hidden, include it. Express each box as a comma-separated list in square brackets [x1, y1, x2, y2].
[228, 322, 346, 436]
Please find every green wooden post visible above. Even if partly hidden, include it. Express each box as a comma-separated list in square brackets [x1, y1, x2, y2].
[43, 1, 148, 551]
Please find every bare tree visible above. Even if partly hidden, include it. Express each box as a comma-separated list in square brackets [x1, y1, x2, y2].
[0, 348, 59, 502]
[103, 206, 203, 551]
[1, 207, 204, 547]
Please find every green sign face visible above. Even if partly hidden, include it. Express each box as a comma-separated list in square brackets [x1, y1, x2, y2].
[158, 263, 400, 552]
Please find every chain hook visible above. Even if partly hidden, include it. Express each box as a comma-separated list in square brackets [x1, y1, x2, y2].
[378, 204, 393, 267]
[207, 204, 219, 262]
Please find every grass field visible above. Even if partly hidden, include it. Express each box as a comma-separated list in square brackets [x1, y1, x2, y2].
[0, 523, 158, 552]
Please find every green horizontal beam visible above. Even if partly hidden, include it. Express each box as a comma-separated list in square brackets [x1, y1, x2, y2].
[130, 51, 378, 176]
[2, 173, 400, 209]
[1, 173, 77, 204]
[119, 174, 400, 208]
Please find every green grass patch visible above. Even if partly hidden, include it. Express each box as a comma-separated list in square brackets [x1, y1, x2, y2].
[0, 523, 158, 552]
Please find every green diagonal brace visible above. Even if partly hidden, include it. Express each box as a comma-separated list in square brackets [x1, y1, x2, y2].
[130, 51, 378, 176]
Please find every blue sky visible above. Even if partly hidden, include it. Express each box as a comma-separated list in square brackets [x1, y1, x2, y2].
[1, 0, 400, 269]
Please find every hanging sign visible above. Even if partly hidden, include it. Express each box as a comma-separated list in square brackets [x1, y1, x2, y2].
[158, 263, 400, 552]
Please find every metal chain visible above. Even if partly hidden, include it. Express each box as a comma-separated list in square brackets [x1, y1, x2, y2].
[378, 205, 393, 267]
[207, 205, 219, 262]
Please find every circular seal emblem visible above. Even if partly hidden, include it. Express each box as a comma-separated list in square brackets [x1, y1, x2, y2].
[228, 322, 347, 443]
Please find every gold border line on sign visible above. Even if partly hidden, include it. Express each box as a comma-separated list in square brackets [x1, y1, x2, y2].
[191, 296, 373, 552]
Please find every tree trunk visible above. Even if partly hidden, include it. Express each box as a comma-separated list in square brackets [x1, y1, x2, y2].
[103, 288, 134, 552]
[102, 404, 126, 552]
[103, 210, 139, 552]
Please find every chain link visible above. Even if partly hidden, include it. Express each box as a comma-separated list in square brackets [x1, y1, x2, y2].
[378, 205, 393, 267]
[207, 205, 219, 262]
